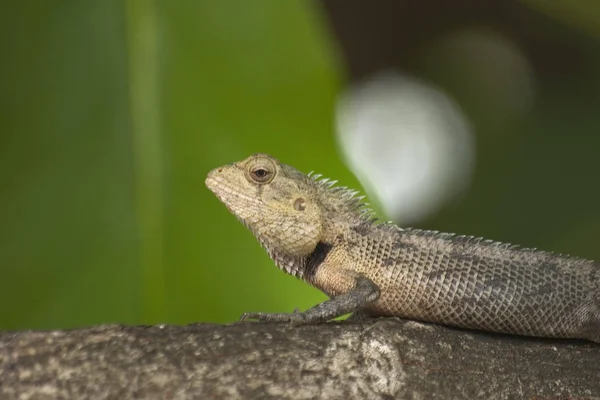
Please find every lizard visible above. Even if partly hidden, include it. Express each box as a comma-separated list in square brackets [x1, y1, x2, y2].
[205, 153, 600, 343]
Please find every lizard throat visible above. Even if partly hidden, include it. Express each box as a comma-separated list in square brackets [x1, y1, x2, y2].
[304, 241, 332, 281]
[258, 237, 332, 281]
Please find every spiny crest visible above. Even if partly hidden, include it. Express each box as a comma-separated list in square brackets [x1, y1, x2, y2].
[307, 171, 377, 223]
[399, 228, 591, 263]
[401, 228, 524, 250]
[306, 167, 592, 266]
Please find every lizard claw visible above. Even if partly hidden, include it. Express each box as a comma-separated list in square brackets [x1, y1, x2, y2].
[239, 309, 308, 325]
[289, 308, 308, 326]
[239, 312, 290, 323]
[240, 312, 278, 322]
[239, 312, 253, 322]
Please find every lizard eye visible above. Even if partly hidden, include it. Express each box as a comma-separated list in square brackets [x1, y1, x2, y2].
[250, 166, 274, 183]
[245, 156, 277, 184]
[253, 168, 268, 179]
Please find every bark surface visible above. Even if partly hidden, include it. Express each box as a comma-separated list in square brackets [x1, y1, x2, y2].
[1, 319, 599, 399]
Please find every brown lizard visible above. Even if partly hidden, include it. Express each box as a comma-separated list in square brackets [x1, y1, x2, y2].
[205, 153, 600, 343]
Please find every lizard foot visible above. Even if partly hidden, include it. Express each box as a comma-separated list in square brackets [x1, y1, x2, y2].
[240, 308, 309, 326]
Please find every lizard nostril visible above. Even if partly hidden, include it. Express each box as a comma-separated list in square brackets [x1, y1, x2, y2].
[217, 168, 223, 173]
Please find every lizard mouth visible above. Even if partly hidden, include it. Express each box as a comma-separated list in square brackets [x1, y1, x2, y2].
[205, 169, 264, 226]
[205, 174, 219, 199]
[205, 169, 236, 203]
[206, 172, 258, 205]
[204, 168, 222, 194]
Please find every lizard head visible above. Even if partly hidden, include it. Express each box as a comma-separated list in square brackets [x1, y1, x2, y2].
[206, 153, 324, 259]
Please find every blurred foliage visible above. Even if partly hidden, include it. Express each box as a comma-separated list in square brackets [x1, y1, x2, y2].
[0, 0, 599, 330]
[0, 0, 342, 329]
[523, 0, 600, 37]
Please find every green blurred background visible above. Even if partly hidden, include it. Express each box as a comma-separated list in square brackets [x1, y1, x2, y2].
[1, 1, 599, 330]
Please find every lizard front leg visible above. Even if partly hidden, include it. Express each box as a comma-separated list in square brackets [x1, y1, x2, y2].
[240, 272, 380, 325]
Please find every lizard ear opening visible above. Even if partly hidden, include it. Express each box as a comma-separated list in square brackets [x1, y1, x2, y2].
[293, 198, 306, 211]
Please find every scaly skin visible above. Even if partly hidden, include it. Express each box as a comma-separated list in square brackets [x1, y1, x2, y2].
[206, 153, 600, 343]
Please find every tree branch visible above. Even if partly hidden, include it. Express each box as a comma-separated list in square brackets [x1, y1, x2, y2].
[1, 319, 599, 399]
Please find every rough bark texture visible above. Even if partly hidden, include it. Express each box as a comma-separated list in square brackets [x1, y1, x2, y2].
[1, 319, 599, 399]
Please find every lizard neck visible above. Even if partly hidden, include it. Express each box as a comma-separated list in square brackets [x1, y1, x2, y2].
[259, 236, 335, 281]
[259, 237, 305, 278]
[254, 185, 375, 280]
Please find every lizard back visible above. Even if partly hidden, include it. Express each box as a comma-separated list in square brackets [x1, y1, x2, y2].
[341, 224, 600, 341]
